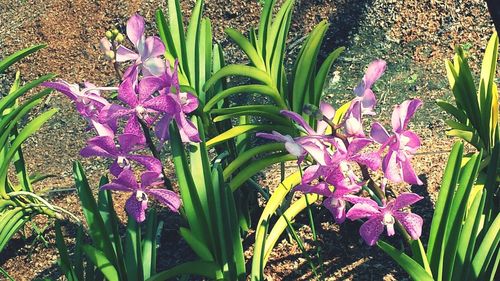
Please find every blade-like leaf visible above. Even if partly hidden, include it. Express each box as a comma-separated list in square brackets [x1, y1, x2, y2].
[206, 124, 292, 148]
[0, 44, 46, 73]
[204, 84, 286, 111]
[147, 261, 221, 281]
[427, 142, 463, 271]
[82, 245, 120, 281]
[378, 240, 434, 281]
[203, 65, 273, 91]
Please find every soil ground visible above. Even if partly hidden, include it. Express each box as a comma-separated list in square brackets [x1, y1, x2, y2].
[0, 0, 495, 280]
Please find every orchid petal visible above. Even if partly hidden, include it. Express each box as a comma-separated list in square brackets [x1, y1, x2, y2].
[143, 57, 166, 77]
[280, 110, 316, 135]
[147, 188, 181, 212]
[346, 202, 380, 220]
[144, 36, 166, 58]
[125, 194, 148, 223]
[80, 136, 118, 158]
[359, 217, 385, 246]
[370, 122, 390, 144]
[391, 99, 422, 133]
[393, 211, 423, 240]
[127, 14, 146, 47]
[393, 193, 423, 210]
[116, 45, 139, 62]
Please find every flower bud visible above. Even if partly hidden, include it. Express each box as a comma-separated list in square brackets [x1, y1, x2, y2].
[115, 33, 125, 43]
[303, 104, 323, 121]
[105, 50, 115, 60]
[105, 30, 113, 40]
[112, 28, 119, 36]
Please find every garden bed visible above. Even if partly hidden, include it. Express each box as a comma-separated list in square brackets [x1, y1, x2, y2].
[0, 0, 495, 280]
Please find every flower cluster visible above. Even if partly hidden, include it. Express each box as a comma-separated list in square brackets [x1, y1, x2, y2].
[259, 60, 424, 245]
[42, 14, 200, 222]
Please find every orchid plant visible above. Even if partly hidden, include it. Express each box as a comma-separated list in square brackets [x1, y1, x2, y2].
[248, 56, 431, 279]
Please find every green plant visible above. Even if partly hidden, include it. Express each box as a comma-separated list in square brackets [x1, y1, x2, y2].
[378, 142, 499, 281]
[148, 120, 245, 280]
[55, 163, 162, 281]
[0, 45, 65, 253]
[438, 32, 499, 156]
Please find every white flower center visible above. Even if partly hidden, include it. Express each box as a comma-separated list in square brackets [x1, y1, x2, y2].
[117, 156, 130, 168]
[179, 93, 188, 105]
[136, 105, 146, 115]
[382, 213, 395, 226]
[136, 190, 148, 202]
[345, 117, 362, 135]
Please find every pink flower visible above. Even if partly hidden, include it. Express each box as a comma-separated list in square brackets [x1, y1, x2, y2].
[154, 61, 200, 143]
[353, 60, 386, 115]
[346, 193, 423, 246]
[116, 14, 166, 76]
[370, 99, 423, 185]
[42, 80, 116, 137]
[101, 169, 181, 223]
[260, 102, 336, 165]
[80, 134, 162, 177]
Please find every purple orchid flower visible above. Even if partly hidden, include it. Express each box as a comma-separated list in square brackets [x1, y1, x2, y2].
[296, 165, 362, 224]
[256, 131, 306, 158]
[345, 192, 423, 246]
[154, 61, 200, 143]
[42, 80, 116, 137]
[353, 59, 386, 115]
[101, 169, 181, 223]
[115, 14, 166, 77]
[370, 99, 423, 185]
[80, 133, 162, 177]
[344, 100, 365, 138]
[99, 72, 173, 143]
[262, 102, 336, 165]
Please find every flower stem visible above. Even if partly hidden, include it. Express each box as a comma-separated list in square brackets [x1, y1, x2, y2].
[137, 118, 173, 190]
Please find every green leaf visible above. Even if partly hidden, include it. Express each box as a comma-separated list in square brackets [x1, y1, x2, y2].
[147, 261, 221, 281]
[169, 123, 211, 245]
[436, 99, 468, 124]
[226, 28, 265, 70]
[186, 0, 204, 91]
[72, 162, 118, 271]
[223, 143, 285, 180]
[210, 105, 280, 116]
[142, 211, 158, 279]
[166, 0, 189, 78]
[0, 44, 46, 73]
[179, 227, 214, 261]
[469, 213, 500, 280]
[313, 47, 345, 105]
[207, 124, 292, 148]
[0, 74, 55, 114]
[155, 9, 178, 59]
[452, 189, 484, 279]
[427, 142, 463, 272]
[257, 0, 277, 54]
[213, 110, 289, 125]
[54, 221, 78, 281]
[125, 215, 143, 281]
[82, 245, 120, 281]
[266, 0, 294, 87]
[263, 194, 319, 263]
[378, 240, 434, 281]
[291, 21, 328, 112]
[204, 84, 285, 111]
[0, 109, 58, 196]
[442, 151, 482, 280]
[203, 65, 273, 92]
[97, 187, 126, 278]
